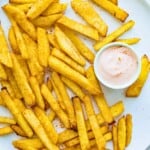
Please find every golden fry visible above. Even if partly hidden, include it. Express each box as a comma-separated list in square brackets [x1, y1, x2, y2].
[35, 72, 45, 85]
[116, 37, 140, 45]
[27, 0, 55, 19]
[112, 125, 118, 150]
[14, 3, 32, 13]
[71, 0, 108, 36]
[11, 125, 27, 137]
[23, 109, 59, 150]
[126, 55, 150, 97]
[55, 26, 86, 66]
[48, 55, 100, 95]
[9, 0, 36, 3]
[13, 98, 26, 113]
[92, 0, 128, 22]
[108, 0, 118, 4]
[94, 20, 135, 50]
[48, 110, 56, 122]
[57, 16, 99, 40]
[0, 116, 16, 124]
[0, 63, 7, 80]
[0, 126, 14, 136]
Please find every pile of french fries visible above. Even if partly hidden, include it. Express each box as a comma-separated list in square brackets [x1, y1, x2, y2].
[0, 0, 149, 150]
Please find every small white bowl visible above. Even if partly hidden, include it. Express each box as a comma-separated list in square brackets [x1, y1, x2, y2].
[94, 42, 141, 89]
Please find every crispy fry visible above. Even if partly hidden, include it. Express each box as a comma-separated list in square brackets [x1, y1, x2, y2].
[112, 125, 118, 150]
[11, 125, 27, 137]
[41, 84, 70, 128]
[14, 3, 32, 13]
[0, 117, 16, 124]
[35, 72, 45, 85]
[126, 55, 150, 97]
[83, 95, 106, 150]
[3, 4, 36, 40]
[37, 27, 50, 67]
[46, 78, 52, 91]
[26, 0, 55, 19]
[0, 95, 5, 106]
[126, 114, 133, 146]
[71, 0, 108, 36]
[48, 56, 100, 95]
[73, 97, 90, 150]
[51, 48, 85, 75]
[0, 90, 33, 137]
[13, 98, 26, 113]
[115, 37, 140, 45]
[109, 0, 118, 4]
[9, 0, 36, 3]
[11, 53, 35, 106]
[117, 116, 126, 150]
[55, 26, 86, 66]
[32, 14, 62, 28]
[0, 63, 7, 80]
[57, 16, 99, 40]
[42, 2, 67, 15]
[0, 24, 12, 67]
[94, 20, 135, 50]
[0, 126, 14, 136]
[48, 110, 56, 122]
[34, 107, 58, 144]
[62, 27, 95, 63]
[23, 109, 59, 150]
[92, 0, 128, 22]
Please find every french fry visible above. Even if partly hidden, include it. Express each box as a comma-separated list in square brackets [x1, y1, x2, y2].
[51, 48, 85, 75]
[71, 0, 108, 36]
[126, 55, 150, 97]
[8, 26, 19, 54]
[22, 146, 39, 150]
[62, 27, 95, 63]
[42, 2, 67, 16]
[126, 114, 133, 146]
[26, 0, 55, 20]
[35, 72, 45, 85]
[48, 55, 100, 95]
[37, 27, 50, 67]
[57, 16, 99, 40]
[23, 109, 59, 150]
[34, 107, 58, 144]
[94, 20, 135, 50]
[0, 117, 16, 124]
[11, 125, 27, 137]
[92, 0, 128, 22]
[32, 14, 62, 28]
[112, 125, 118, 150]
[41, 84, 70, 128]
[46, 78, 52, 91]
[11, 53, 35, 106]
[61, 76, 85, 100]
[3, 4, 36, 40]
[117, 116, 126, 150]
[14, 3, 33, 13]
[0, 95, 5, 106]
[48, 110, 56, 122]
[55, 26, 86, 66]
[0, 63, 7, 80]
[0, 24, 12, 67]
[0, 126, 14, 136]
[115, 37, 140, 45]
[0, 90, 33, 137]
[9, 0, 36, 3]
[83, 95, 106, 150]
[13, 98, 26, 113]
[109, 0, 118, 4]
[73, 97, 90, 150]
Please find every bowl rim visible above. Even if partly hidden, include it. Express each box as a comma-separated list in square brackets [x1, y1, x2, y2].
[94, 42, 141, 89]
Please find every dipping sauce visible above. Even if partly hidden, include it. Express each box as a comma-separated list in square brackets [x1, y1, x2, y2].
[98, 46, 138, 86]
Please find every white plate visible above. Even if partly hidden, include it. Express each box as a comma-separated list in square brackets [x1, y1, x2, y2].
[0, 0, 150, 150]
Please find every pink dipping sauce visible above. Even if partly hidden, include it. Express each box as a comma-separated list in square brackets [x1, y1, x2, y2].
[98, 46, 138, 86]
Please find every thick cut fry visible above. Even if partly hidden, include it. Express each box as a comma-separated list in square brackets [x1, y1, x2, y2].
[126, 114, 133, 146]
[32, 14, 62, 28]
[126, 55, 150, 97]
[48, 56, 100, 95]
[8, 26, 19, 54]
[61, 76, 85, 100]
[116, 37, 140, 45]
[0, 126, 14, 136]
[71, 0, 108, 36]
[41, 84, 70, 128]
[26, 0, 55, 19]
[83, 95, 106, 150]
[57, 16, 99, 40]
[112, 125, 118, 150]
[42, 3, 67, 15]
[23, 109, 59, 150]
[55, 26, 86, 66]
[34, 107, 58, 144]
[11, 125, 26, 137]
[117, 116, 126, 150]
[11, 54, 35, 106]
[9, 0, 36, 3]
[0, 90, 33, 137]
[51, 48, 85, 75]
[0, 117, 16, 124]
[0, 24, 12, 67]
[62, 27, 95, 63]
[92, 0, 128, 22]
[94, 20, 135, 50]
[3, 4, 36, 40]
[37, 27, 50, 67]
[73, 97, 90, 150]
[0, 64, 7, 80]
